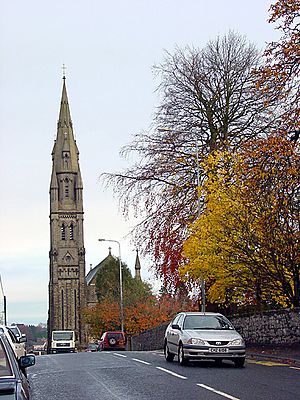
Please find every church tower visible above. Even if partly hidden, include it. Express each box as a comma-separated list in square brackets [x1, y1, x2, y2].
[48, 76, 86, 347]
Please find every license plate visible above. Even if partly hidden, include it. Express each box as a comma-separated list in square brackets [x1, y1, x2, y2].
[209, 348, 229, 353]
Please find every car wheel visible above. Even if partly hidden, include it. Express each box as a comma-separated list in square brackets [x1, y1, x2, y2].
[164, 342, 174, 362]
[178, 343, 188, 366]
[108, 338, 117, 346]
[234, 357, 245, 368]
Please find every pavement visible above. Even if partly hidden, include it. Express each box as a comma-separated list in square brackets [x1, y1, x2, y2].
[246, 344, 300, 367]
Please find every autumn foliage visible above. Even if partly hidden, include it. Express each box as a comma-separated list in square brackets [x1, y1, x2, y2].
[182, 134, 299, 308]
[83, 293, 195, 338]
[256, 0, 300, 130]
[83, 256, 195, 338]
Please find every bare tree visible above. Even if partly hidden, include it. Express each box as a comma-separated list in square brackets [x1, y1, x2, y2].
[102, 32, 277, 289]
[155, 31, 277, 153]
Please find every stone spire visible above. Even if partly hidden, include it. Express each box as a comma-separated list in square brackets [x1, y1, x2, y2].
[51, 77, 79, 174]
[48, 75, 86, 350]
[134, 250, 141, 280]
[58, 77, 72, 129]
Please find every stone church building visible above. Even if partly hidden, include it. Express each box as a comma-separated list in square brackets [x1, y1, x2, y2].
[47, 77, 141, 347]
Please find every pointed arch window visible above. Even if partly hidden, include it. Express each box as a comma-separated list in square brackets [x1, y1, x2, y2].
[70, 223, 74, 240]
[63, 151, 70, 170]
[61, 223, 66, 240]
[65, 180, 69, 198]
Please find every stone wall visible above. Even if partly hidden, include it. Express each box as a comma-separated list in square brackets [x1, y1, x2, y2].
[230, 308, 300, 345]
[130, 322, 169, 351]
[130, 308, 300, 351]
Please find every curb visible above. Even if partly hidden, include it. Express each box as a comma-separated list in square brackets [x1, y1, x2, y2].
[247, 352, 300, 367]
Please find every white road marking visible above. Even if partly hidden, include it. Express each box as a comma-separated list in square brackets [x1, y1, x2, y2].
[132, 358, 151, 365]
[290, 366, 300, 371]
[113, 353, 127, 358]
[197, 384, 240, 400]
[156, 366, 187, 380]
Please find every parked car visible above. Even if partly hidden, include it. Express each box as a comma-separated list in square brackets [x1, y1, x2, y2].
[85, 343, 99, 352]
[0, 326, 26, 359]
[164, 312, 246, 367]
[0, 332, 35, 399]
[99, 331, 126, 351]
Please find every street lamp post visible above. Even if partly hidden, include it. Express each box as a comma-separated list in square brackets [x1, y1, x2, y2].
[0, 275, 7, 325]
[98, 239, 124, 332]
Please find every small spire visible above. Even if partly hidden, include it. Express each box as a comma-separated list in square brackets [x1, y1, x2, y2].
[75, 166, 83, 189]
[108, 247, 112, 256]
[50, 166, 58, 189]
[135, 249, 141, 280]
[58, 74, 72, 129]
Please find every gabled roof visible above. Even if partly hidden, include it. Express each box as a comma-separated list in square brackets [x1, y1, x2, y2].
[86, 249, 115, 285]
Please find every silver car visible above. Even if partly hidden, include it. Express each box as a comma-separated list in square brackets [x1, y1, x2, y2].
[164, 312, 246, 367]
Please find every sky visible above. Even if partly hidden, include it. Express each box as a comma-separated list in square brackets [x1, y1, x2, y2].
[0, 0, 280, 325]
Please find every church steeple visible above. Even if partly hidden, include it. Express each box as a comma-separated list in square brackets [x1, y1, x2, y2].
[51, 76, 79, 174]
[48, 74, 86, 350]
[58, 77, 72, 129]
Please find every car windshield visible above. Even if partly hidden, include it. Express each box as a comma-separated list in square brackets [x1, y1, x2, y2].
[0, 341, 13, 377]
[8, 327, 19, 337]
[183, 315, 234, 330]
[106, 333, 123, 340]
[52, 332, 73, 340]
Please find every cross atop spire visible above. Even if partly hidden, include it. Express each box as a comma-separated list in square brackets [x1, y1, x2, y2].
[62, 64, 67, 80]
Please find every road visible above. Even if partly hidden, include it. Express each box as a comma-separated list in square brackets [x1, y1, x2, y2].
[29, 351, 299, 400]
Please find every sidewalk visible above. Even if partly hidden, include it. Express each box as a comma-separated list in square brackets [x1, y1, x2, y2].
[246, 345, 300, 367]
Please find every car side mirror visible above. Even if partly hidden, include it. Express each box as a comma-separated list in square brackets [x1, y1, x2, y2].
[19, 354, 35, 369]
[171, 324, 181, 330]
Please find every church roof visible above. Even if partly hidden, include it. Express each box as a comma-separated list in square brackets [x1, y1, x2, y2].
[86, 249, 115, 285]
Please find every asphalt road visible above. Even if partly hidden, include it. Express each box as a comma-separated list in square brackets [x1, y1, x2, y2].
[29, 350, 299, 400]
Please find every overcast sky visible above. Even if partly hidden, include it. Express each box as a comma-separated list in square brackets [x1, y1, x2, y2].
[0, 0, 280, 325]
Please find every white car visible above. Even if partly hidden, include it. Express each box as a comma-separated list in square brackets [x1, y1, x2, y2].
[164, 312, 246, 367]
[0, 325, 26, 358]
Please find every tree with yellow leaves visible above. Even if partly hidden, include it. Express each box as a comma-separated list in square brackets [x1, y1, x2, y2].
[182, 134, 299, 308]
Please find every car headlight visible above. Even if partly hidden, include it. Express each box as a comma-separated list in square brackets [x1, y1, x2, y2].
[187, 338, 206, 345]
[230, 338, 245, 346]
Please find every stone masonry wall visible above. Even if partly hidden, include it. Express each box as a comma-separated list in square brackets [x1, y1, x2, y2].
[130, 308, 300, 351]
[230, 308, 300, 345]
[130, 322, 169, 351]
